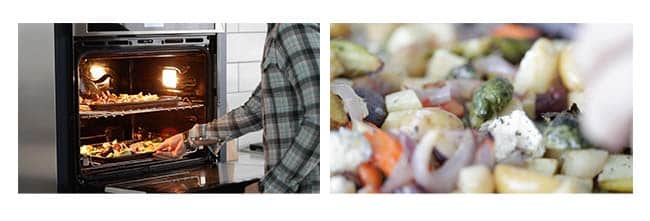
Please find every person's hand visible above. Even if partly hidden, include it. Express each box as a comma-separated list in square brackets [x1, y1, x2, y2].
[574, 24, 632, 152]
[154, 133, 186, 158]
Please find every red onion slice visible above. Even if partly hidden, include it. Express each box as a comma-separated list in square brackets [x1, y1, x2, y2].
[446, 79, 483, 101]
[413, 130, 476, 193]
[331, 80, 369, 121]
[472, 53, 517, 79]
[415, 85, 452, 106]
[473, 138, 496, 169]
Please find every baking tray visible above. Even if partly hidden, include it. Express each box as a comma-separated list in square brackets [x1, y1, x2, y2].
[87, 152, 154, 164]
[88, 96, 181, 111]
[82, 139, 161, 164]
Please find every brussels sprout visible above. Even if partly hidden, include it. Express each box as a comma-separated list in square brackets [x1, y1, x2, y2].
[469, 77, 514, 128]
[542, 104, 589, 150]
[493, 37, 533, 64]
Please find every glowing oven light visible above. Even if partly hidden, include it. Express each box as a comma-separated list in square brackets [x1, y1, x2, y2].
[162, 67, 179, 88]
[89, 65, 107, 80]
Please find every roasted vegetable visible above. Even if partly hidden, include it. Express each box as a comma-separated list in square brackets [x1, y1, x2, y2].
[385, 23, 456, 55]
[526, 158, 559, 176]
[330, 53, 345, 79]
[535, 83, 568, 117]
[382, 108, 464, 139]
[447, 64, 480, 80]
[330, 92, 349, 128]
[512, 38, 559, 94]
[558, 45, 583, 92]
[330, 23, 350, 39]
[385, 89, 422, 113]
[389, 45, 431, 77]
[453, 37, 492, 59]
[469, 77, 514, 128]
[426, 49, 468, 82]
[492, 24, 541, 40]
[542, 105, 589, 150]
[331, 40, 383, 77]
[457, 165, 495, 193]
[597, 154, 633, 192]
[493, 37, 533, 64]
[331, 80, 369, 121]
[494, 164, 560, 193]
[357, 161, 384, 189]
[554, 175, 594, 193]
[363, 128, 403, 176]
[439, 99, 465, 118]
[560, 149, 609, 179]
[365, 23, 400, 52]
[354, 87, 387, 127]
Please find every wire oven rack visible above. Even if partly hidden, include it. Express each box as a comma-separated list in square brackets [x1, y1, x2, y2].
[80, 103, 204, 119]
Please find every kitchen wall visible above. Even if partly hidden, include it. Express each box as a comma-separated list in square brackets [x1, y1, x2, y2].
[225, 23, 267, 150]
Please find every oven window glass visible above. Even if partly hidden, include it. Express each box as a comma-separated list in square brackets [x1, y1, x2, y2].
[77, 50, 210, 171]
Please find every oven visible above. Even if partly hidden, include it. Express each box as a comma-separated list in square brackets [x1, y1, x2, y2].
[53, 23, 256, 193]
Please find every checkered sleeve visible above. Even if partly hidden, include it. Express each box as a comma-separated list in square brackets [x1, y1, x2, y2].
[206, 84, 264, 141]
[261, 23, 320, 193]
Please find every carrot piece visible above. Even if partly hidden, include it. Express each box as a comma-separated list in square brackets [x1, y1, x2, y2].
[440, 99, 465, 118]
[421, 98, 434, 107]
[492, 24, 540, 40]
[357, 161, 384, 189]
[344, 121, 354, 129]
[363, 129, 402, 176]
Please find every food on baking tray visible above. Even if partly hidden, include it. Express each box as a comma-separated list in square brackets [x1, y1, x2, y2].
[81, 92, 160, 105]
[80, 138, 162, 158]
[329, 23, 632, 193]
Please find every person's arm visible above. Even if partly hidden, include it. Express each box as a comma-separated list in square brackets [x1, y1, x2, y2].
[156, 84, 263, 158]
[260, 23, 320, 193]
[205, 84, 264, 141]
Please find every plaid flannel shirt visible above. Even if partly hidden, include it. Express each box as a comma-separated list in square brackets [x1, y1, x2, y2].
[205, 23, 320, 193]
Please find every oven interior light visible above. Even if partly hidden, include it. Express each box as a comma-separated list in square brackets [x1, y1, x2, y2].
[89, 65, 107, 81]
[162, 67, 178, 88]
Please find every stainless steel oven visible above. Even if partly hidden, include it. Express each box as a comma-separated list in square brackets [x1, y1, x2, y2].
[46, 23, 257, 193]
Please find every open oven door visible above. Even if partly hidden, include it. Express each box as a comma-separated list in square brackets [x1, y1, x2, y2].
[80, 149, 259, 193]
[102, 164, 260, 193]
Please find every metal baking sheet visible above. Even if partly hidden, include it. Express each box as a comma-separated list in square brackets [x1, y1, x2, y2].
[82, 139, 160, 164]
[88, 96, 181, 111]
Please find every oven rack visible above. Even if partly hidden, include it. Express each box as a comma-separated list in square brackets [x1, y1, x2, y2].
[80, 103, 204, 119]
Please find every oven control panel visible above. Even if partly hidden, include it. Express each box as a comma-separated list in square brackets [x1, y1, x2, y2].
[73, 23, 225, 36]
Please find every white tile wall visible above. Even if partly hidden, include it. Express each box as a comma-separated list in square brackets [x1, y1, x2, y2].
[238, 62, 261, 92]
[226, 63, 238, 93]
[227, 91, 255, 111]
[226, 33, 266, 62]
[226, 23, 267, 149]
[238, 23, 267, 32]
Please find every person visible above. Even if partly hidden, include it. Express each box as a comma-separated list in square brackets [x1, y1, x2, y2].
[155, 23, 320, 193]
[574, 24, 632, 152]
